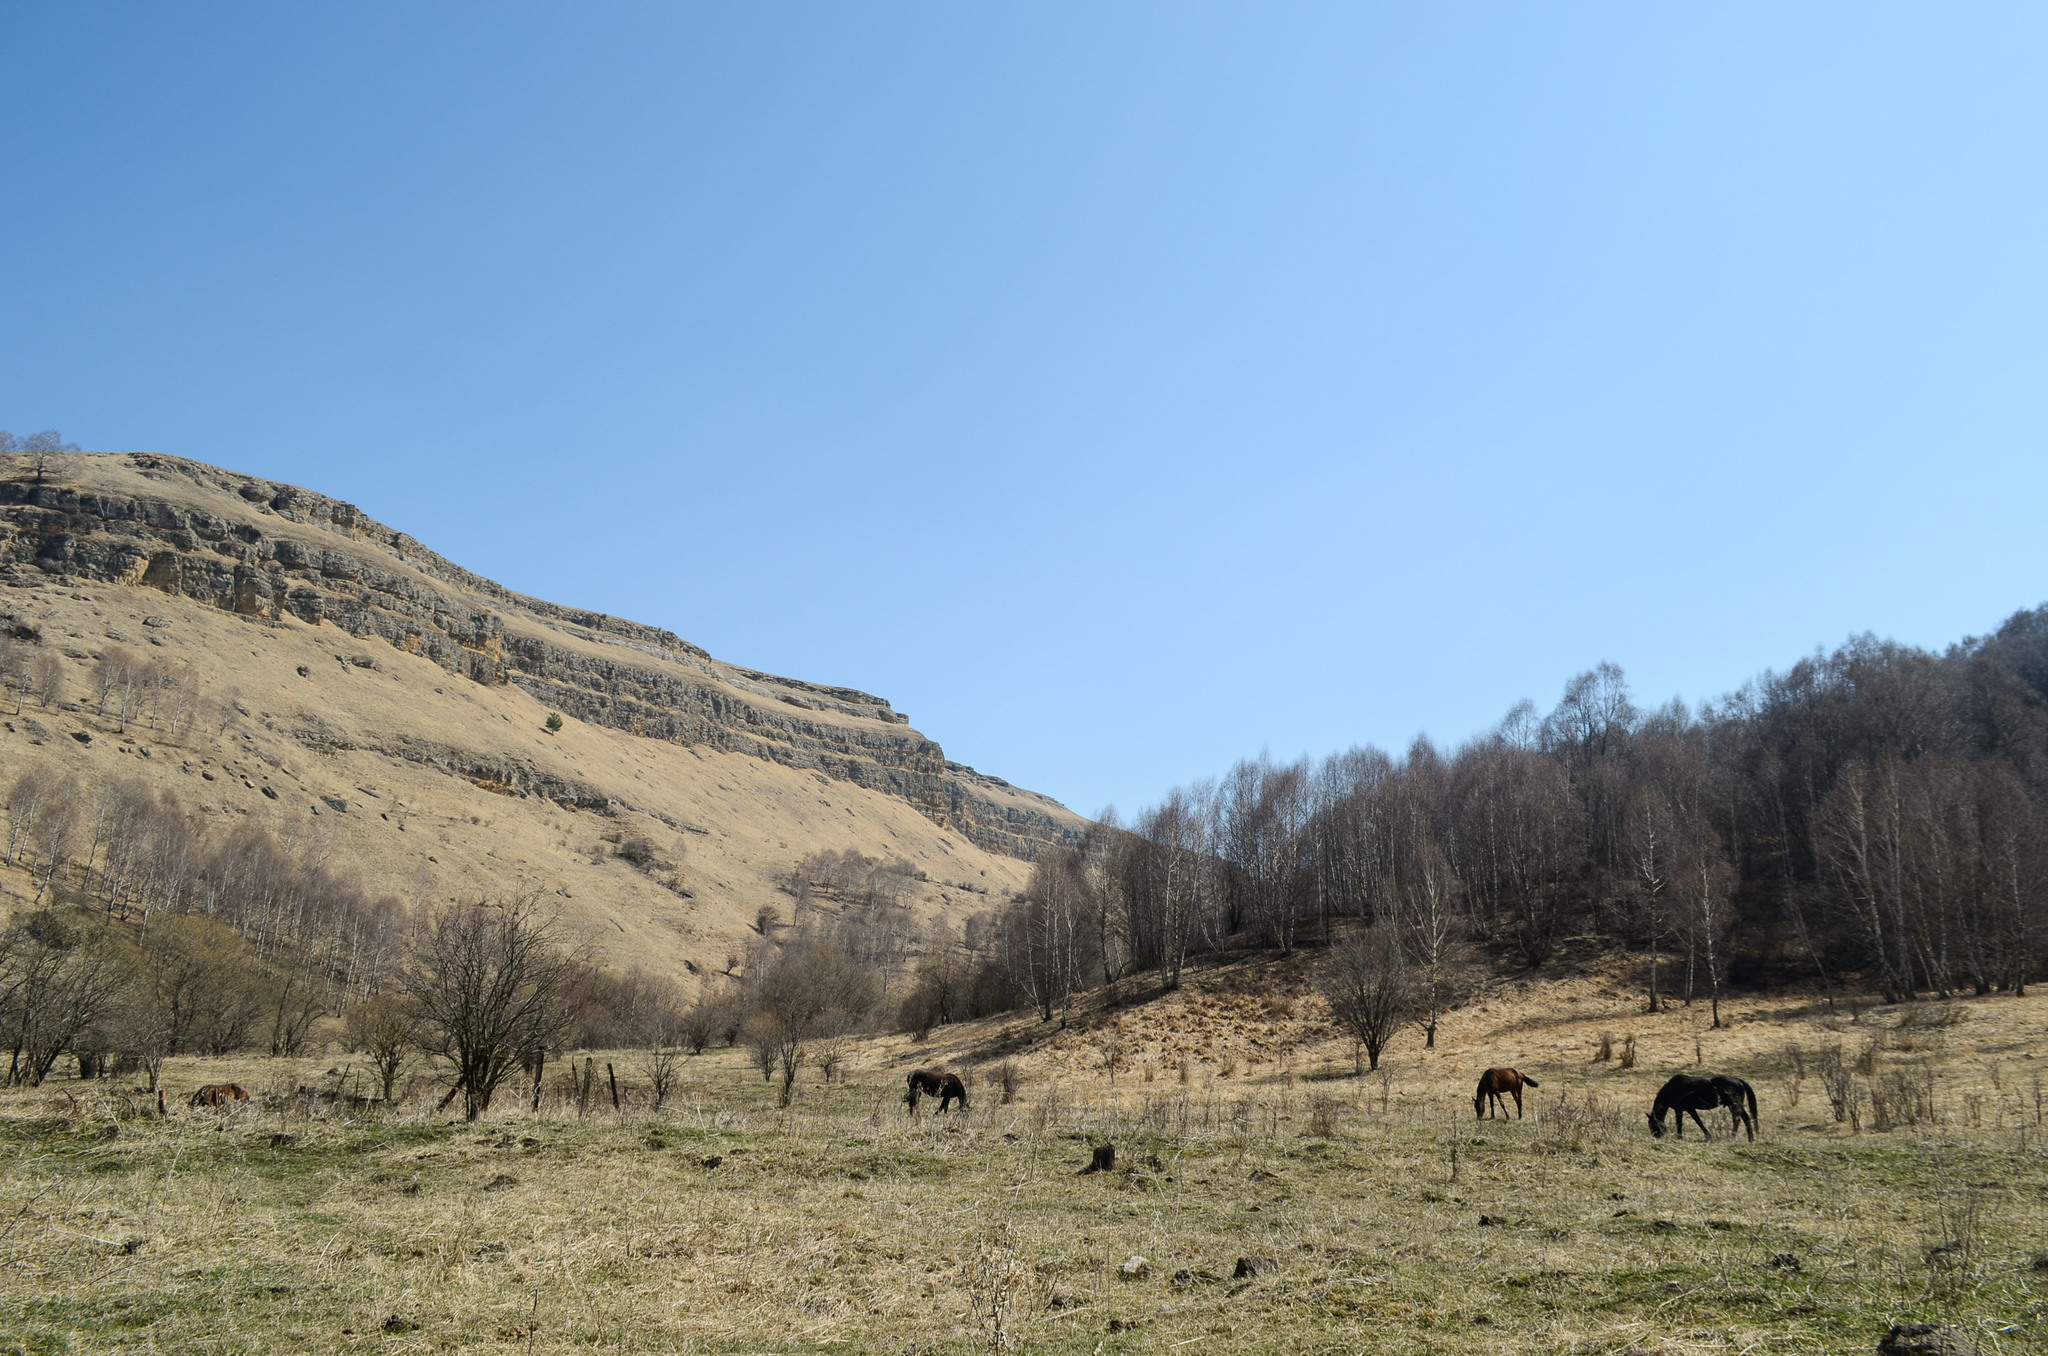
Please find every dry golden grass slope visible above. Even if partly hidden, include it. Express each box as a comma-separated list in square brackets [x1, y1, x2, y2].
[0, 452, 1087, 977]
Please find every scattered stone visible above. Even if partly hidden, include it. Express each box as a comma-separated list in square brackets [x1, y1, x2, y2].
[71, 731, 91, 745]
[483, 1173, 518, 1191]
[1651, 1220, 1681, 1233]
[142, 616, 169, 628]
[261, 786, 278, 800]
[1769, 1253, 1801, 1273]
[119, 1235, 147, 1255]
[1233, 1256, 1274, 1280]
[1478, 1215, 1507, 1227]
[1118, 1255, 1150, 1280]
[381, 1314, 417, 1334]
[1876, 1322, 1966, 1356]
[699, 1155, 723, 1170]
[267, 1134, 295, 1149]
[321, 795, 348, 813]
[1172, 1269, 1194, 1288]
[1079, 1144, 1116, 1175]
[296, 665, 309, 677]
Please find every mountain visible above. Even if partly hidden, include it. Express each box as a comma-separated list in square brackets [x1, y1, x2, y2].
[0, 452, 1085, 978]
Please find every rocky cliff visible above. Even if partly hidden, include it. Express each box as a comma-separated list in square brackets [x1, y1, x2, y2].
[0, 453, 1082, 861]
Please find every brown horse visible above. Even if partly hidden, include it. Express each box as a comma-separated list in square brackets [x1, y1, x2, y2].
[905, 1069, 968, 1114]
[1473, 1067, 1539, 1119]
[189, 1083, 250, 1109]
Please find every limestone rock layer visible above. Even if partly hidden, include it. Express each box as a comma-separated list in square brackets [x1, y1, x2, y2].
[0, 454, 1082, 860]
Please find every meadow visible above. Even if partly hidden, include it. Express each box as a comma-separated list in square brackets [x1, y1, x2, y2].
[3, 967, 2046, 1355]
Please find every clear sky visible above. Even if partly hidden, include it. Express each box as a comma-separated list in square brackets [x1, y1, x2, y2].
[5, 6, 2047, 819]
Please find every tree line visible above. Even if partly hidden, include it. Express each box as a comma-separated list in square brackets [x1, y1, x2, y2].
[1, 754, 898, 1114]
[908, 609, 2048, 1039]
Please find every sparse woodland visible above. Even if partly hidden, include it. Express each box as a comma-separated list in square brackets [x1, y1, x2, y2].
[922, 609, 2048, 1042]
[6, 591, 2048, 1119]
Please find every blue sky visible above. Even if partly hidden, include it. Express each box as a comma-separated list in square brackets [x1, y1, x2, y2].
[5, 6, 2047, 819]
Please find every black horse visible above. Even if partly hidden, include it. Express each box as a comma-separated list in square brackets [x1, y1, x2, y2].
[905, 1069, 968, 1115]
[1647, 1073, 1757, 1141]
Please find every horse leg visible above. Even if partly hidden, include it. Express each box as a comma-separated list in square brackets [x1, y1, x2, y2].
[1512, 1086, 1523, 1119]
[1688, 1108, 1711, 1140]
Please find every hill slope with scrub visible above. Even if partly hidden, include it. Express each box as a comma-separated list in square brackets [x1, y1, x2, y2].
[0, 451, 1086, 982]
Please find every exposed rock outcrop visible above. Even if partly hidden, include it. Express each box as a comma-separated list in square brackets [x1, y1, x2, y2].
[0, 454, 1083, 859]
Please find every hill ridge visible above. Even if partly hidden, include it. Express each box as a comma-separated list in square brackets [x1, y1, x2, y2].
[0, 452, 1080, 861]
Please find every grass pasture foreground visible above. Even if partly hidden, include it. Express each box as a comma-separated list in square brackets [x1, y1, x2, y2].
[3, 982, 2048, 1354]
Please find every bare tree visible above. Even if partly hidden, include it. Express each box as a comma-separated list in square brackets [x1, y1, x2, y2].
[94, 647, 138, 728]
[1398, 837, 1465, 1048]
[0, 910, 124, 1086]
[9, 430, 80, 485]
[754, 941, 879, 1106]
[403, 897, 581, 1121]
[640, 1037, 682, 1110]
[1317, 922, 1412, 1072]
[345, 993, 419, 1102]
[0, 639, 27, 716]
[1623, 784, 1677, 1013]
[31, 652, 63, 710]
[1667, 806, 1736, 1027]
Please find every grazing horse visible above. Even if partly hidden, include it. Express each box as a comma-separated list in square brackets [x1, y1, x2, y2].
[905, 1069, 969, 1115]
[189, 1083, 249, 1109]
[1473, 1067, 1539, 1119]
[1647, 1073, 1757, 1141]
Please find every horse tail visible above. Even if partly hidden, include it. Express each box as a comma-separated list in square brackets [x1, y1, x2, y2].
[1745, 1081, 1758, 1123]
[1521, 1074, 1540, 1089]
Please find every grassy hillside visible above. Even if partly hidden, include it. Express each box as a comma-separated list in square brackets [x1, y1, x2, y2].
[0, 453, 1088, 980]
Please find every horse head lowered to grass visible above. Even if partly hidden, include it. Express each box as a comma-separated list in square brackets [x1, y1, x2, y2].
[904, 1069, 967, 1115]
[1648, 1073, 1757, 1141]
[1473, 1067, 1539, 1119]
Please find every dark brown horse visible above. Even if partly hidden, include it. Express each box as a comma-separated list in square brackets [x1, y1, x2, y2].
[1473, 1067, 1539, 1119]
[189, 1083, 249, 1109]
[1647, 1074, 1757, 1141]
[905, 1069, 968, 1114]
